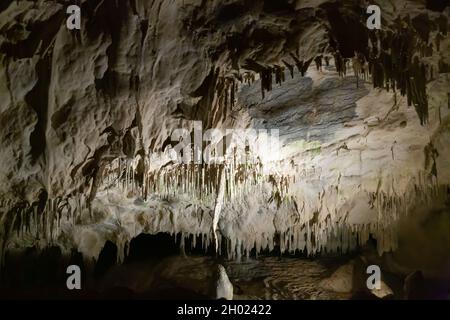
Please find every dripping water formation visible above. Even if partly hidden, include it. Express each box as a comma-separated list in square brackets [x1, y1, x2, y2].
[0, 0, 450, 301]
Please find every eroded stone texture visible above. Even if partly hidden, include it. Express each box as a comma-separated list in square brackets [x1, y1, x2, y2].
[0, 0, 449, 273]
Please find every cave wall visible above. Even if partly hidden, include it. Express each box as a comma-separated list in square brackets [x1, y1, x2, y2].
[0, 0, 449, 264]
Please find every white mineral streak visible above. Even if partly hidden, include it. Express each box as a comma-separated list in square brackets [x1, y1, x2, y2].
[213, 169, 226, 253]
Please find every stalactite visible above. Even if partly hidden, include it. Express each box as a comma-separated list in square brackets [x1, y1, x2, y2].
[260, 68, 272, 99]
[243, 72, 255, 85]
[289, 54, 312, 77]
[274, 65, 285, 86]
[290, 53, 303, 74]
[365, 19, 433, 125]
[314, 55, 323, 71]
[332, 50, 345, 77]
[282, 60, 294, 79]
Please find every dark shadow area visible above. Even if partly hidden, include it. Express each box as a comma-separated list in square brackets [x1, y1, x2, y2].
[125, 233, 180, 263]
[94, 240, 117, 278]
[426, 0, 449, 12]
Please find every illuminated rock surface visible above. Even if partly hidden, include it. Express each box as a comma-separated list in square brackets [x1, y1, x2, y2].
[0, 0, 449, 299]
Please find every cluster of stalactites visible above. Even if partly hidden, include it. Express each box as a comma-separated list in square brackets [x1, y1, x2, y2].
[210, 68, 255, 126]
[218, 219, 388, 261]
[262, 53, 319, 98]
[242, 54, 315, 99]
[216, 76, 238, 112]
[368, 15, 447, 125]
[0, 194, 88, 266]
[179, 231, 215, 255]
[224, 50, 325, 101]
[325, 14, 448, 125]
[223, 177, 450, 260]
[0, 170, 448, 265]
[101, 155, 295, 208]
[289, 54, 313, 77]
[368, 26, 431, 124]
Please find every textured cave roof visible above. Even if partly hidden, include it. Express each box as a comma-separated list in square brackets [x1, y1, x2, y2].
[0, 0, 448, 204]
[0, 0, 449, 268]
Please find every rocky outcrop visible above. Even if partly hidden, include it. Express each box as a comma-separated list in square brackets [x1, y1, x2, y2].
[320, 262, 354, 293]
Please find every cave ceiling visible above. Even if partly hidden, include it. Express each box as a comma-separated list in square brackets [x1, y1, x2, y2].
[0, 0, 449, 264]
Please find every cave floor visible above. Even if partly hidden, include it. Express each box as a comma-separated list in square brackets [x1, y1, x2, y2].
[0, 254, 360, 299]
[97, 255, 351, 300]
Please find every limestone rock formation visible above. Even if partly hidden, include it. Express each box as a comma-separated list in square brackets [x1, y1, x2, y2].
[319, 262, 354, 293]
[214, 264, 234, 300]
[0, 1, 449, 291]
